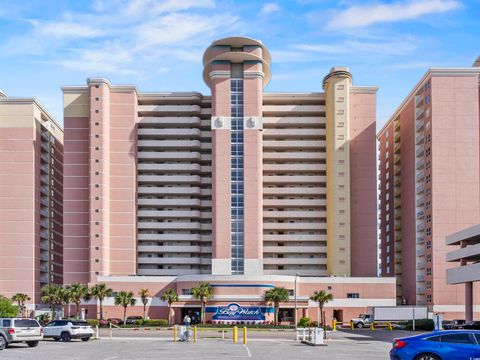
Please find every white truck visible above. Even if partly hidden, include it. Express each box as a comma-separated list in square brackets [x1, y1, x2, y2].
[351, 306, 428, 328]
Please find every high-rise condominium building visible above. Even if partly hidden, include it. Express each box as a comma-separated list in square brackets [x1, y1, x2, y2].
[378, 58, 480, 318]
[61, 37, 391, 323]
[0, 90, 63, 305]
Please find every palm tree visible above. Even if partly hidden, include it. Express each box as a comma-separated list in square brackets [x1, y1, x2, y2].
[41, 284, 65, 320]
[67, 283, 90, 318]
[138, 288, 150, 321]
[11, 293, 30, 317]
[310, 290, 333, 331]
[160, 289, 179, 325]
[63, 287, 73, 318]
[263, 287, 289, 326]
[91, 283, 113, 320]
[191, 283, 213, 325]
[115, 291, 136, 325]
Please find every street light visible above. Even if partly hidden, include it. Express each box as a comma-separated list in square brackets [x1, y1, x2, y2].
[294, 273, 300, 327]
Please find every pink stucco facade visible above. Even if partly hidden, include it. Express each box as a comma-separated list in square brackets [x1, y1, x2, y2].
[0, 95, 63, 304]
[378, 66, 480, 319]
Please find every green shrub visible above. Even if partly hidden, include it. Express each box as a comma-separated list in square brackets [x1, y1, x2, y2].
[403, 319, 434, 331]
[144, 319, 169, 327]
[298, 317, 310, 327]
[86, 319, 99, 327]
[0, 296, 18, 318]
[308, 320, 319, 327]
[134, 319, 143, 326]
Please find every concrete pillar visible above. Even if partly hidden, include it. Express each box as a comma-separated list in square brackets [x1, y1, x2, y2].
[465, 281, 473, 322]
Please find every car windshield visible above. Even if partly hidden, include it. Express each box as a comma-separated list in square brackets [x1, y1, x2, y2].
[14, 319, 39, 327]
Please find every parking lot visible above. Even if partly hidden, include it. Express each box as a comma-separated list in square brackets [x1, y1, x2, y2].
[0, 329, 416, 359]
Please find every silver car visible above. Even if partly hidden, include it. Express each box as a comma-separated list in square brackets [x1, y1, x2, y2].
[0, 318, 43, 347]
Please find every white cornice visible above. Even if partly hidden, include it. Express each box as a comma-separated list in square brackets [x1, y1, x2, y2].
[350, 86, 379, 94]
[0, 89, 6, 97]
[377, 67, 480, 137]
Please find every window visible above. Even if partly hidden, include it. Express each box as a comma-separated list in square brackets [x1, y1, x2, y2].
[427, 268, 432, 276]
[425, 95, 431, 105]
[2, 319, 11, 327]
[426, 148, 431, 157]
[426, 214, 431, 223]
[427, 228, 431, 236]
[95, 109, 99, 113]
[474, 334, 480, 344]
[426, 241, 431, 249]
[427, 294, 432, 302]
[441, 333, 474, 344]
[182, 289, 192, 295]
[347, 293, 360, 299]
[426, 335, 442, 342]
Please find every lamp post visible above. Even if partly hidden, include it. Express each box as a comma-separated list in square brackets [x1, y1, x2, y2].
[294, 273, 300, 327]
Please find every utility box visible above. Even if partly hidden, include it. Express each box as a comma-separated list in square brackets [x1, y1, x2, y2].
[301, 328, 325, 346]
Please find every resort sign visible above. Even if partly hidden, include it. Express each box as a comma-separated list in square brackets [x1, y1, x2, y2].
[210, 303, 269, 322]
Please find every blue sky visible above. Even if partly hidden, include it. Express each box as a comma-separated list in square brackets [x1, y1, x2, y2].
[0, 0, 479, 128]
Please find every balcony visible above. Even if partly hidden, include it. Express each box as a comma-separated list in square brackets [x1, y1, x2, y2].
[394, 153, 401, 165]
[138, 140, 201, 150]
[40, 208, 49, 217]
[137, 210, 201, 218]
[137, 151, 201, 161]
[416, 133, 424, 144]
[263, 246, 326, 254]
[416, 184, 424, 194]
[40, 153, 50, 162]
[263, 198, 326, 207]
[40, 230, 49, 239]
[415, 95, 423, 106]
[138, 175, 201, 184]
[40, 164, 49, 173]
[416, 158, 424, 170]
[263, 234, 326, 242]
[417, 223, 425, 232]
[394, 177, 401, 186]
[40, 197, 49, 206]
[415, 106, 425, 118]
[417, 274, 425, 282]
[263, 222, 327, 230]
[40, 175, 49, 184]
[417, 286, 426, 295]
[416, 261, 425, 270]
[40, 220, 49, 228]
[263, 140, 326, 150]
[137, 163, 201, 173]
[137, 186, 201, 196]
[40, 241, 49, 250]
[416, 210, 424, 218]
[138, 116, 201, 127]
[416, 172, 424, 182]
[416, 196, 424, 207]
[416, 248, 425, 257]
[394, 209, 401, 220]
[416, 236, 425, 245]
[137, 128, 201, 138]
[416, 120, 424, 132]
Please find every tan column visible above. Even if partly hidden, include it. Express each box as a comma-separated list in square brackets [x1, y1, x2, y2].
[465, 281, 473, 322]
[323, 68, 352, 276]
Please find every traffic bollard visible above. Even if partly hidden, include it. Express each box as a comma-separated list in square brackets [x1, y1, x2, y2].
[194, 326, 197, 342]
[233, 326, 238, 343]
[350, 321, 354, 331]
[173, 325, 177, 342]
[243, 326, 247, 345]
[388, 322, 393, 331]
[109, 322, 112, 339]
[370, 322, 374, 331]
[333, 320, 337, 331]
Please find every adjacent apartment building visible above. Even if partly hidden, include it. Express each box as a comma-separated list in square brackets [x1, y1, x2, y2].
[60, 36, 392, 323]
[0, 90, 63, 306]
[378, 58, 480, 318]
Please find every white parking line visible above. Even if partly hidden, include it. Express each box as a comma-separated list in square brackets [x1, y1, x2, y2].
[243, 344, 252, 357]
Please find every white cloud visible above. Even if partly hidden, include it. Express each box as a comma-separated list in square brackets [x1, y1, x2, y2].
[260, 3, 281, 15]
[326, 0, 462, 29]
[1, 0, 240, 76]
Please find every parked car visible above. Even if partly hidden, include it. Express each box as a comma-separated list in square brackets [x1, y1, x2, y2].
[442, 319, 466, 330]
[460, 321, 480, 330]
[351, 314, 372, 328]
[0, 318, 43, 348]
[43, 320, 93, 342]
[0, 329, 8, 350]
[125, 316, 143, 325]
[390, 330, 480, 360]
[107, 318, 123, 325]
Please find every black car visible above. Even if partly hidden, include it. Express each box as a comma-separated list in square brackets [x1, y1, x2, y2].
[461, 321, 480, 330]
[125, 316, 143, 325]
[443, 319, 466, 329]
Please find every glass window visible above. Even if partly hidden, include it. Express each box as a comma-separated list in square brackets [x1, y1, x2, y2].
[347, 293, 360, 299]
[14, 319, 39, 327]
[426, 335, 442, 342]
[441, 333, 473, 344]
[474, 334, 480, 344]
[2, 319, 11, 327]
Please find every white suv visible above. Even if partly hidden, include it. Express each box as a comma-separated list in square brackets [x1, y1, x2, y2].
[0, 318, 43, 347]
[43, 320, 93, 342]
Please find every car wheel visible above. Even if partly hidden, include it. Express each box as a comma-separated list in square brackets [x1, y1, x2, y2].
[0, 336, 6, 350]
[414, 354, 441, 360]
[61, 332, 72, 342]
[81, 337, 90, 342]
[356, 323, 364, 328]
[26, 341, 39, 347]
